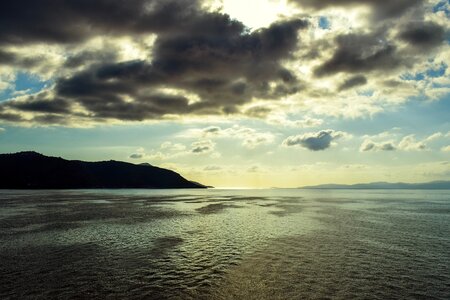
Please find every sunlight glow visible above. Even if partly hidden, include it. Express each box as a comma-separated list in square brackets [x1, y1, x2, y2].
[221, 0, 293, 29]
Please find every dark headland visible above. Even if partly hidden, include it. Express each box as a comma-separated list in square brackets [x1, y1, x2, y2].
[0, 151, 207, 189]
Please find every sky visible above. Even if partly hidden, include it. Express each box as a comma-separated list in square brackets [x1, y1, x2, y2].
[0, 0, 449, 188]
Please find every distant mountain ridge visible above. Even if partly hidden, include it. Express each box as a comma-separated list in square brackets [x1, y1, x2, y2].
[0, 151, 207, 189]
[300, 181, 450, 190]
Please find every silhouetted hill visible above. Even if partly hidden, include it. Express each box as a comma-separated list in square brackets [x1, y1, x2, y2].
[0, 151, 207, 189]
[300, 181, 450, 190]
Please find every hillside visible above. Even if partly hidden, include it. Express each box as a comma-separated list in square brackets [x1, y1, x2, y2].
[0, 151, 207, 189]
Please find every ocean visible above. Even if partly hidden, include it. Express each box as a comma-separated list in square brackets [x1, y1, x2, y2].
[0, 189, 449, 299]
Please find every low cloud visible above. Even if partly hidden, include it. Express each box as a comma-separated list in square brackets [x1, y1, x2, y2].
[267, 115, 324, 128]
[360, 132, 444, 152]
[379, 143, 396, 151]
[282, 130, 346, 151]
[161, 142, 186, 152]
[191, 140, 215, 154]
[129, 147, 147, 159]
[129, 153, 144, 159]
[359, 140, 396, 152]
[338, 75, 367, 91]
[183, 125, 275, 149]
[204, 165, 222, 171]
[424, 132, 443, 142]
[398, 22, 446, 50]
[314, 32, 402, 77]
[398, 135, 426, 151]
[242, 134, 274, 149]
[128, 140, 217, 162]
[202, 126, 221, 135]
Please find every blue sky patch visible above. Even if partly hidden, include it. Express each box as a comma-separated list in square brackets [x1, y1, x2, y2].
[357, 90, 374, 97]
[433, 1, 450, 16]
[0, 72, 51, 101]
[401, 73, 425, 81]
[318, 17, 330, 30]
[426, 63, 447, 78]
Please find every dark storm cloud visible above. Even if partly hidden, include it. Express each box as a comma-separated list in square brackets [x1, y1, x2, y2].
[63, 50, 120, 69]
[76, 93, 191, 121]
[0, 0, 442, 126]
[399, 22, 446, 49]
[245, 106, 272, 118]
[0, 0, 199, 45]
[290, 0, 440, 80]
[0, 111, 24, 122]
[0, 49, 43, 68]
[148, 17, 307, 105]
[31, 114, 71, 125]
[283, 130, 344, 151]
[338, 75, 367, 91]
[315, 33, 402, 77]
[289, 0, 422, 20]
[0, 9, 307, 123]
[1, 92, 74, 124]
[56, 60, 151, 98]
[8, 96, 71, 114]
[0, 49, 16, 64]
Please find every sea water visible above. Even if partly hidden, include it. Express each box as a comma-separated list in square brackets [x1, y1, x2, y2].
[0, 189, 449, 299]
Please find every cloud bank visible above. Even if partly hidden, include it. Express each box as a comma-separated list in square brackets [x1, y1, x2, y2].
[0, 0, 448, 125]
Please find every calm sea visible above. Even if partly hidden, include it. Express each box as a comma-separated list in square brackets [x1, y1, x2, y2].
[0, 189, 449, 299]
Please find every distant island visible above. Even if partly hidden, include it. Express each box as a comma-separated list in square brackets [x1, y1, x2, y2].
[300, 181, 450, 190]
[0, 151, 207, 189]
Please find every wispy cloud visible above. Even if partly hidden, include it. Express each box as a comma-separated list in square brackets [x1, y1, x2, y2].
[442, 145, 450, 152]
[360, 132, 448, 152]
[181, 125, 275, 149]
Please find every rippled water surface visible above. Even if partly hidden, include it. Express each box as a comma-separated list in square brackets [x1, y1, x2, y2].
[0, 189, 449, 299]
